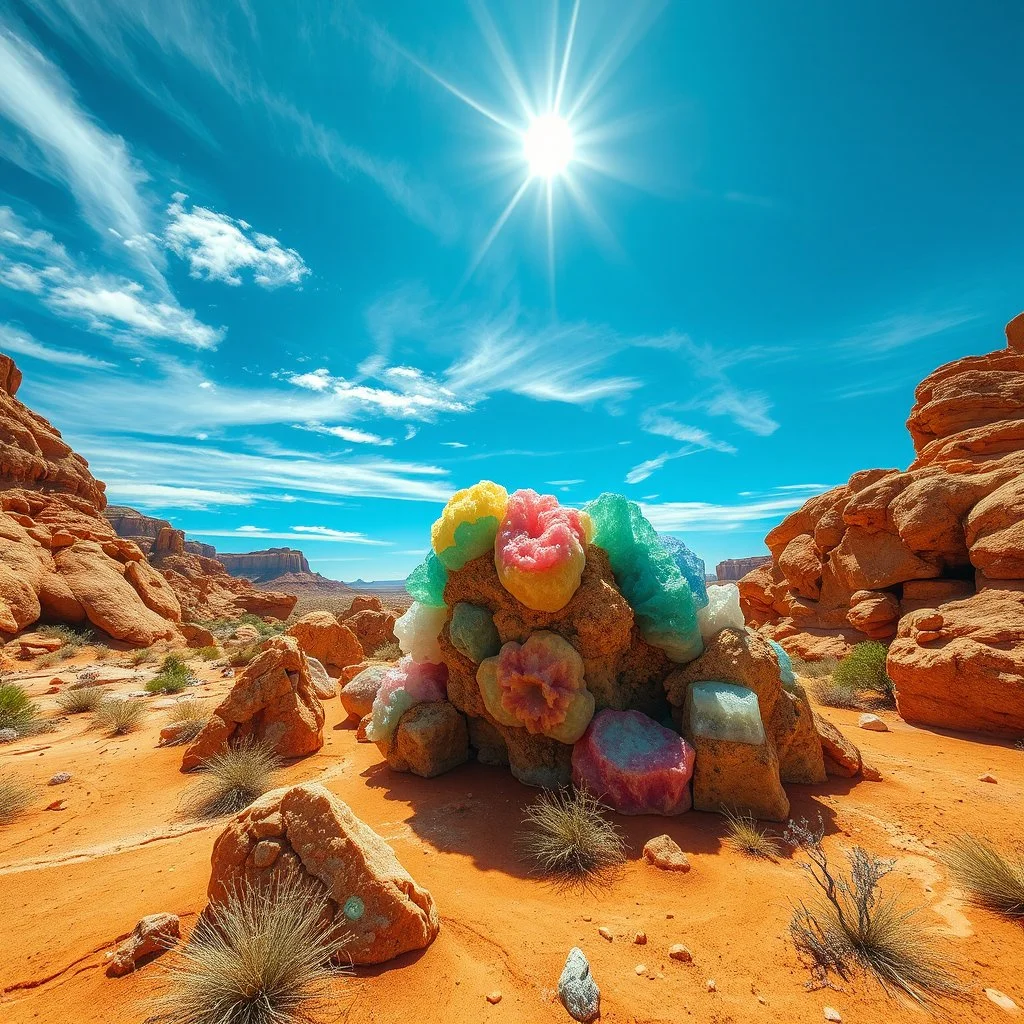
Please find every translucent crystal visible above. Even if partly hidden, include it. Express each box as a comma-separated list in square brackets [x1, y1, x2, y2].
[687, 681, 765, 745]
[658, 534, 709, 609]
[584, 493, 703, 663]
[696, 583, 745, 639]
[431, 480, 508, 569]
[495, 489, 592, 611]
[449, 602, 501, 663]
[405, 552, 448, 608]
[394, 601, 447, 663]
[769, 639, 797, 691]
[365, 656, 448, 743]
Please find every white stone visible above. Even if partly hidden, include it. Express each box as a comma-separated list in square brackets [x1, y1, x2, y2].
[823, 1009, 842, 1023]
[858, 713, 888, 732]
[984, 988, 1018, 1012]
[696, 584, 744, 639]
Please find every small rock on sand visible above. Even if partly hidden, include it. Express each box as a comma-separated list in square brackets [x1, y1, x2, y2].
[642, 833, 690, 871]
[598, 926, 613, 941]
[48, 772, 71, 785]
[634, 931, 647, 944]
[984, 988, 1018, 1012]
[107, 913, 180, 976]
[486, 991, 502, 1005]
[823, 1008, 842, 1023]
[558, 947, 600, 1023]
[979, 773, 998, 783]
[634, 964, 646, 975]
[668, 944, 692, 963]
[858, 713, 888, 732]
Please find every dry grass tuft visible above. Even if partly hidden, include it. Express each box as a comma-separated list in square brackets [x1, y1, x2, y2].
[944, 834, 1024, 919]
[0, 682, 51, 737]
[146, 875, 346, 1024]
[128, 646, 157, 666]
[0, 774, 34, 825]
[809, 677, 872, 711]
[56, 686, 107, 715]
[786, 817, 961, 1004]
[792, 656, 839, 680]
[227, 641, 262, 668]
[723, 808, 781, 859]
[94, 696, 148, 735]
[184, 741, 280, 818]
[518, 788, 626, 882]
[163, 700, 210, 746]
[371, 641, 401, 661]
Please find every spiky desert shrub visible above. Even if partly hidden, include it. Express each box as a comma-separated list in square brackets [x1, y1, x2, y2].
[146, 655, 194, 695]
[792, 656, 839, 680]
[184, 741, 279, 818]
[92, 643, 112, 661]
[196, 646, 220, 661]
[128, 646, 157, 666]
[162, 700, 209, 746]
[944, 835, 1024, 919]
[0, 774, 34, 825]
[147, 875, 346, 1024]
[518, 788, 626, 882]
[371, 641, 401, 661]
[833, 642, 894, 705]
[723, 808, 781, 859]
[94, 696, 147, 736]
[0, 682, 49, 737]
[56, 686, 106, 715]
[38, 624, 95, 655]
[202, 613, 284, 642]
[809, 677, 869, 711]
[786, 817, 960, 1004]
[36, 651, 60, 670]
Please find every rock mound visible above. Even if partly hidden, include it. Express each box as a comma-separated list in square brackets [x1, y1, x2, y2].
[207, 782, 439, 964]
[286, 611, 363, 673]
[740, 316, 1024, 734]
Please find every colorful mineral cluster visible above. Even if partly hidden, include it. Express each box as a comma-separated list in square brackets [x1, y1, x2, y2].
[768, 639, 797, 691]
[659, 534, 709, 609]
[394, 601, 448, 663]
[405, 552, 448, 607]
[493, 489, 593, 612]
[571, 709, 695, 815]
[585, 493, 703, 663]
[365, 657, 449, 744]
[430, 480, 508, 570]
[476, 631, 594, 743]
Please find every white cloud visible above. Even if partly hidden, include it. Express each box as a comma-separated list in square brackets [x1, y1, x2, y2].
[297, 422, 395, 446]
[0, 323, 115, 368]
[441, 441, 468, 448]
[0, 27, 162, 284]
[640, 407, 737, 453]
[640, 486, 832, 532]
[286, 368, 334, 391]
[695, 387, 779, 437]
[186, 525, 390, 545]
[837, 310, 977, 357]
[546, 479, 584, 486]
[626, 450, 692, 485]
[164, 194, 309, 288]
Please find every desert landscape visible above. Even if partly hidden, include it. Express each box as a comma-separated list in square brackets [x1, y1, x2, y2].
[1, 312, 1023, 1024]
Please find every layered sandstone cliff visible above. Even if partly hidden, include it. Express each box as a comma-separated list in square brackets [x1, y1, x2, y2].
[216, 547, 310, 581]
[740, 314, 1024, 735]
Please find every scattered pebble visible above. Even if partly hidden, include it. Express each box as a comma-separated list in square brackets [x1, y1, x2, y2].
[634, 931, 647, 945]
[45, 799, 65, 811]
[598, 926, 613, 941]
[48, 772, 71, 785]
[486, 991, 502, 1005]
[634, 964, 646, 976]
[668, 944, 692, 963]
[559, 947, 600, 1023]
[581, 915, 591, 922]
[858, 713, 888, 732]
[642, 834, 691, 871]
[985, 988, 1018, 1012]
[823, 1008, 842, 1022]
[979, 772, 998, 784]
[706, 979, 716, 992]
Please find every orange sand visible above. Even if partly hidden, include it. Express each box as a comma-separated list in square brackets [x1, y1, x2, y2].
[2, 656, 1022, 1024]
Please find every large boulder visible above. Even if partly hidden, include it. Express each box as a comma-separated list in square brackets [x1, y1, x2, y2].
[286, 611, 363, 673]
[207, 782, 440, 964]
[181, 636, 324, 770]
[345, 608, 397, 657]
[340, 663, 390, 722]
[740, 315, 1024, 735]
[381, 701, 469, 778]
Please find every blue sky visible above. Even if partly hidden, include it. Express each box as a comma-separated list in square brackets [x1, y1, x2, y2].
[1, 1, 1021, 581]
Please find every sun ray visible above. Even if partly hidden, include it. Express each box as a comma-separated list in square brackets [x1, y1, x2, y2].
[546, 177, 557, 312]
[469, 0, 536, 122]
[460, 176, 532, 290]
[563, 172, 626, 261]
[553, 0, 581, 115]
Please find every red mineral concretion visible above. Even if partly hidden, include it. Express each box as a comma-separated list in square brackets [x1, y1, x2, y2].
[495, 489, 589, 572]
[571, 709, 695, 816]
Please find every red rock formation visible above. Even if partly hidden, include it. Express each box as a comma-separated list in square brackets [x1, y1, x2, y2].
[740, 316, 1024, 734]
[216, 547, 310, 580]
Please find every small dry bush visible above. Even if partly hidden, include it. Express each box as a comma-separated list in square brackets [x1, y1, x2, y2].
[228, 641, 262, 668]
[0, 774, 34, 825]
[834, 642, 895, 707]
[723, 808, 781, 859]
[944, 834, 1024, 919]
[810, 677, 871, 711]
[92, 644, 112, 661]
[36, 651, 60, 670]
[786, 817, 961, 1005]
[94, 696, 147, 735]
[128, 647, 157, 666]
[371, 641, 401, 661]
[184, 741, 279, 818]
[0, 682, 51, 737]
[518, 788, 626, 882]
[39, 623, 94, 657]
[163, 700, 209, 746]
[147, 875, 346, 1024]
[56, 686, 106, 714]
[196, 645, 220, 661]
[146, 654, 193, 695]
[793, 656, 839, 680]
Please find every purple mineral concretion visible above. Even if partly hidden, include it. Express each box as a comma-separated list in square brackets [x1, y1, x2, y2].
[571, 709, 695, 816]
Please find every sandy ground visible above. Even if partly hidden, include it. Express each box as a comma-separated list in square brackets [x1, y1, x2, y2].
[1, 652, 1022, 1024]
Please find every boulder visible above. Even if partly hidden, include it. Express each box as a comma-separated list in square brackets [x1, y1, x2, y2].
[286, 611, 362, 672]
[340, 664, 389, 721]
[343, 595, 383, 616]
[689, 731, 790, 822]
[814, 712, 863, 777]
[642, 834, 690, 871]
[345, 608, 397, 657]
[106, 913, 180, 976]
[306, 656, 335, 700]
[181, 636, 324, 771]
[206, 782, 439, 964]
[381, 701, 469, 778]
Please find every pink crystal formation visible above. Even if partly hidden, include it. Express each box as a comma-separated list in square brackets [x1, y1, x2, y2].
[497, 633, 583, 735]
[571, 709, 696, 816]
[377, 656, 448, 707]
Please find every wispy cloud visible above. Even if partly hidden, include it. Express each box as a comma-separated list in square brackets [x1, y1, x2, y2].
[0, 322, 115, 368]
[640, 406, 737, 452]
[837, 310, 978, 358]
[164, 193, 310, 287]
[641, 485, 832, 533]
[0, 26, 163, 285]
[186, 524, 390, 545]
[296, 422, 395, 446]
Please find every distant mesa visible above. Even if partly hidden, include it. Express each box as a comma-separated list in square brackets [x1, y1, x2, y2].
[216, 547, 311, 581]
[716, 556, 770, 581]
[105, 506, 216, 559]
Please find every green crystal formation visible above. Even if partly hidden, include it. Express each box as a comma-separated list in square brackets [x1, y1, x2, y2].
[449, 602, 501, 663]
[584, 493, 704, 664]
[437, 515, 500, 570]
[406, 552, 448, 607]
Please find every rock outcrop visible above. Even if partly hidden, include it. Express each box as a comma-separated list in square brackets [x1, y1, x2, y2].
[104, 506, 215, 557]
[181, 636, 324, 770]
[216, 547, 310, 580]
[207, 782, 440, 964]
[286, 611, 363, 673]
[740, 315, 1024, 734]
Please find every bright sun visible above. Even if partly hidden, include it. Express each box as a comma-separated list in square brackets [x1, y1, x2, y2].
[523, 113, 574, 179]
